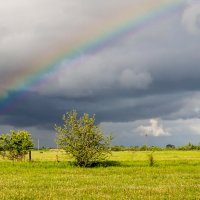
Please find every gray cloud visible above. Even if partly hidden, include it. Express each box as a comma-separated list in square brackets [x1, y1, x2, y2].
[1, 0, 200, 147]
[182, 1, 200, 34]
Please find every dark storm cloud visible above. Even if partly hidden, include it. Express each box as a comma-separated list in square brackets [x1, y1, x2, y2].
[0, 88, 191, 129]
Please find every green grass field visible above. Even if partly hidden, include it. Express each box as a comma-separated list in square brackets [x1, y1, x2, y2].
[1, 150, 200, 199]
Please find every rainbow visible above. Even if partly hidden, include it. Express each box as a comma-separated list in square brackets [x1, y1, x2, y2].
[0, 0, 185, 114]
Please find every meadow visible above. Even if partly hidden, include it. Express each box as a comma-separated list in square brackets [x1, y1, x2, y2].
[0, 150, 200, 200]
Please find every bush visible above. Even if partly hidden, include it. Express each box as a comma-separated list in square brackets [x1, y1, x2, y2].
[55, 111, 112, 167]
[0, 130, 33, 161]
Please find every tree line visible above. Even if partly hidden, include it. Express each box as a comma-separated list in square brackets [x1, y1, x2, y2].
[111, 143, 200, 151]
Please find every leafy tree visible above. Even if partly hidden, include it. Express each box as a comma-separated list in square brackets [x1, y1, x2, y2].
[0, 130, 33, 161]
[166, 144, 175, 149]
[55, 111, 112, 167]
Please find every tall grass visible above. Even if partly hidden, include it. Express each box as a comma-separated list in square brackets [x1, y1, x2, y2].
[0, 151, 200, 199]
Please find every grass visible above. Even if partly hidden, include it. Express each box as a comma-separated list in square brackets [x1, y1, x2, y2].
[1, 150, 200, 199]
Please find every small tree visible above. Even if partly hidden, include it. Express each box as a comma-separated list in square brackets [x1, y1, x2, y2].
[0, 130, 33, 161]
[55, 111, 112, 167]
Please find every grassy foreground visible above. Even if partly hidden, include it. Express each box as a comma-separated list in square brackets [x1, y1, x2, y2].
[0, 150, 200, 199]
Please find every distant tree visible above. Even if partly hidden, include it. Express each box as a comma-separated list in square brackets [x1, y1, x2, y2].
[178, 143, 197, 150]
[55, 111, 112, 167]
[111, 145, 126, 151]
[140, 145, 148, 151]
[0, 130, 33, 161]
[166, 144, 175, 149]
[149, 146, 163, 151]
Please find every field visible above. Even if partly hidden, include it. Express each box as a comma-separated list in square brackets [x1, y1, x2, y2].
[1, 150, 200, 199]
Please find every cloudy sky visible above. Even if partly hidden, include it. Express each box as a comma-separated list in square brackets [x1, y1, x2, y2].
[0, 0, 200, 147]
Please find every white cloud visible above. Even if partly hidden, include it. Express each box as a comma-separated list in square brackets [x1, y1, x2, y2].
[190, 125, 200, 134]
[137, 119, 170, 137]
[182, 2, 200, 34]
[101, 118, 200, 146]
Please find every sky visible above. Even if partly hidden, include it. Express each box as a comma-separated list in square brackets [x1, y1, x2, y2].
[0, 0, 200, 147]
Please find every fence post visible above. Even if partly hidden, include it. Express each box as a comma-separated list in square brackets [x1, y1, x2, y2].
[29, 151, 32, 161]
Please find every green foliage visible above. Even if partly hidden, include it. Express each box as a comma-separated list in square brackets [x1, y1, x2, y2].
[140, 145, 148, 151]
[111, 145, 164, 151]
[111, 145, 126, 151]
[0, 130, 33, 161]
[148, 146, 163, 151]
[55, 111, 112, 167]
[178, 143, 200, 150]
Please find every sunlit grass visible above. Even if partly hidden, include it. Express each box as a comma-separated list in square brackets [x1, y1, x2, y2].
[1, 151, 200, 199]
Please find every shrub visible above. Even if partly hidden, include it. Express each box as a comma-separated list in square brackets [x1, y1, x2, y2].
[55, 111, 112, 167]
